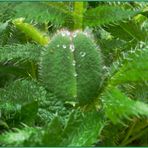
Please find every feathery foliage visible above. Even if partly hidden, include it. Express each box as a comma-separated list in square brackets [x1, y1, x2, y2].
[84, 5, 139, 27]
[101, 87, 148, 123]
[0, 43, 41, 62]
[0, 111, 105, 146]
[13, 2, 73, 27]
[0, 79, 46, 126]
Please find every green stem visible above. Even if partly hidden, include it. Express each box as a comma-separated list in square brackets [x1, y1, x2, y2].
[13, 18, 49, 46]
[31, 61, 37, 80]
[119, 23, 139, 42]
[73, 2, 84, 30]
[120, 119, 137, 146]
[44, 22, 49, 33]
[120, 127, 148, 146]
[131, 120, 148, 135]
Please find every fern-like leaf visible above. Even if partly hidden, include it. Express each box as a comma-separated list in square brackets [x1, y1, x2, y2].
[110, 46, 148, 85]
[0, 126, 39, 146]
[101, 87, 148, 124]
[84, 5, 139, 27]
[0, 43, 41, 62]
[41, 116, 63, 146]
[37, 93, 70, 125]
[13, 2, 73, 28]
[103, 20, 148, 42]
[0, 79, 47, 126]
[100, 44, 148, 123]
[63, 111, 105, 146]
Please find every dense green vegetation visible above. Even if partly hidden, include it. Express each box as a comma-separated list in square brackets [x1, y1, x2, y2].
[0, 1, 148, 146]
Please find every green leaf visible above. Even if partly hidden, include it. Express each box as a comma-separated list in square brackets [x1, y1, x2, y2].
[0, 79, 47, 126]
[0, 3, 15, 22]
[0, 111, 105, 146]
[37, 93, 70, 125]
[110, 46, 148, 85]
[41, 116, 63, 146]
[101, 87, 148, 124]
[0, 21, 9, 33]
[61, 110, 83, 145]
[21, 101, 38, 126]
[104, 20, 148, 42]
[84, 5, 139, 27]
[97, 38, 125, 66]
[14, 2, 72, 26]
[0, 43, 41, 62]
[63, 111, 105, 146]
[0, 64, 28, 77]
[0, 126, 39, 146]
